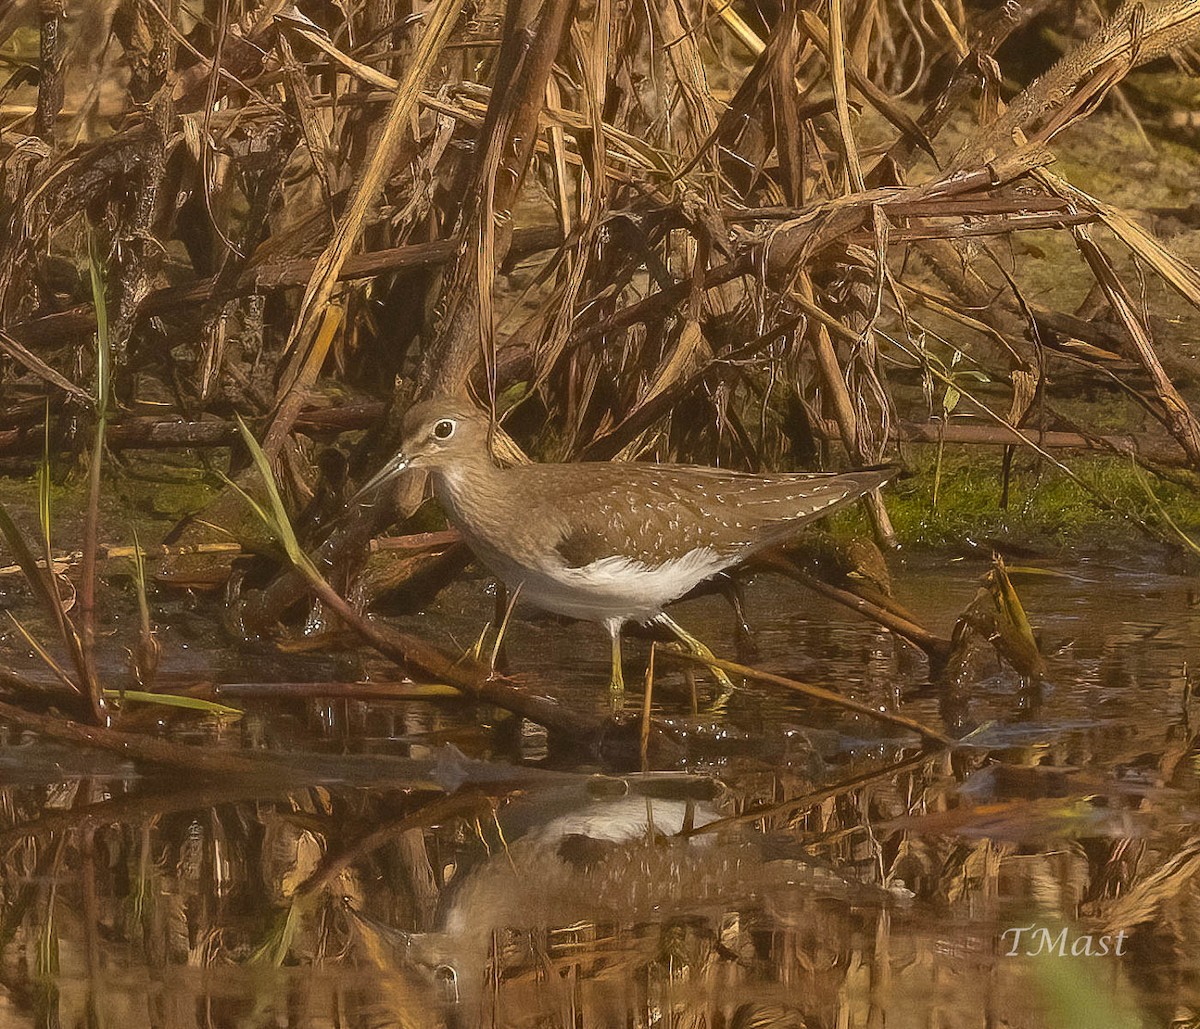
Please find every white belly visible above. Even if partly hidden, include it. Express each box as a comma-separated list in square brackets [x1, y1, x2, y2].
[467, 536, 727, 627]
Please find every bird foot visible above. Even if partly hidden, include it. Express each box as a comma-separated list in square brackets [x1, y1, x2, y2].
[662, 642, 736, 693]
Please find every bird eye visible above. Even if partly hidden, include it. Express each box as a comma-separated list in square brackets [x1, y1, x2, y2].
[432, 419, 456, 441]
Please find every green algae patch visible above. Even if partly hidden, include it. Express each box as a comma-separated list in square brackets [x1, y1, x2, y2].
[882, 449, 1200, 552]
[0, 451, 225, 578]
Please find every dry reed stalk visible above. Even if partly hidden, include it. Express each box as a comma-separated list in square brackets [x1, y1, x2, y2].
[265, 0, 469, 454]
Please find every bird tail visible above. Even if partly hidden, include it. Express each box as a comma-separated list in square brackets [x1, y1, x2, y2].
[748, 464, 897, 550]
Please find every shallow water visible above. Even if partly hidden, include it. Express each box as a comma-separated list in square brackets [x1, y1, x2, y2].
[2, 552, 1199, 1028]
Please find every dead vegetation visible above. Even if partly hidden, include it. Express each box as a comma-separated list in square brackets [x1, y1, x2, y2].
[1, 0, 1199, 526]
[0, 0, 1196, 703]
[2, 3, 1200, 1022]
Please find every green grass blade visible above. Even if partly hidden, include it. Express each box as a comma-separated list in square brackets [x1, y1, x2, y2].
[38, 399, 51, 556]
[131, 528, 152, 635]
[101, 689, 243, 718]
[229, 416, 321, 580]
[1131, 458, 1200, 557]
[6, 612, 81, 695]
[87, 233, 109, 420]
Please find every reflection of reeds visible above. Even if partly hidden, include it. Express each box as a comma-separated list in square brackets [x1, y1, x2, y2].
[3, 692, 1198, 1025]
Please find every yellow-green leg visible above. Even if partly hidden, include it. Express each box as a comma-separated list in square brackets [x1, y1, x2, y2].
[653, 613, 736, 691]
[606, 619, 625, 693]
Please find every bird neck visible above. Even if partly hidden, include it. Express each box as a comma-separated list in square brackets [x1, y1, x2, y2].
[429, 449, 506, 525]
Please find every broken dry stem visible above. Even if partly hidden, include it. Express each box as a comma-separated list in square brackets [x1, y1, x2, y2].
[668, 650, 953, 747]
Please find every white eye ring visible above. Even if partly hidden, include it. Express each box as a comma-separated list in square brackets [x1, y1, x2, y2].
[432, 418, 456, 441]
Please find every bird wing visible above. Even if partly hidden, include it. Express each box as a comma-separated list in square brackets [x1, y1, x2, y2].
[508, 463, 892, 570]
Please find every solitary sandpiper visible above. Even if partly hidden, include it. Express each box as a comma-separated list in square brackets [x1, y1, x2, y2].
[357, 399, 894, 690]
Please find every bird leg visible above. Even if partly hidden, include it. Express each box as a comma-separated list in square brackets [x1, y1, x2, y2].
[606, 619, 625, 693]
[715, 572, 759, 663]
[652, 613, 736, 691]
[488, 582, 521, 676]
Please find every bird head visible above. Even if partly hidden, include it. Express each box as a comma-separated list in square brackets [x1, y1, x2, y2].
[351, 399, 490, 503]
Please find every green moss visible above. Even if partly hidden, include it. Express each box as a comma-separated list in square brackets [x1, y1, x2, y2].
[0, 451, 224, 559]
[113, 456, 225, 526]
[877, 448, 1200, 550]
